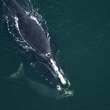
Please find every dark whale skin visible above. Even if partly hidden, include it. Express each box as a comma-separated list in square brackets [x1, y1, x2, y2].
[8, 0, 51, 58]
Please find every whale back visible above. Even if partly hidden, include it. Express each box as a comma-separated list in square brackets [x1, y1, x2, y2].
[7, 0, 51, 57]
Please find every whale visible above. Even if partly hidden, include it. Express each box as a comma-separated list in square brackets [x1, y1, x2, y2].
[3, 0, 71, 91]
[9, 63, 74, 99]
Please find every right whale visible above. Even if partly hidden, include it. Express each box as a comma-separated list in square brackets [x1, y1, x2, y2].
[3, 0, 71, 91]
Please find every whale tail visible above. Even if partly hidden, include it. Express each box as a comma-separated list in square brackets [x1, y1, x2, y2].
[9, 63, 25, 79]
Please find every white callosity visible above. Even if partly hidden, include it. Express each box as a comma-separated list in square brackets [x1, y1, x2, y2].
[50, 58, 66, 85]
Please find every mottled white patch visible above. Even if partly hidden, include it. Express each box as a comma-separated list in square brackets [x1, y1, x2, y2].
[56, 85, 62, 91]
[30, 63, 33, 66]
[45, 78, 48, 81]
[50, 58, 66, 85]
[50, 82, 52, 84]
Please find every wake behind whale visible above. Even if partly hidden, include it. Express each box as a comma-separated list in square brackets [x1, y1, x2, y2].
[3, 0, 73, 98]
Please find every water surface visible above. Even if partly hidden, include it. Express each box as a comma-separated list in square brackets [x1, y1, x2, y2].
[0, 0, 110, 110]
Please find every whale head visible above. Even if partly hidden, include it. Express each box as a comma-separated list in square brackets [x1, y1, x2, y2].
[39, 52, 71, 91]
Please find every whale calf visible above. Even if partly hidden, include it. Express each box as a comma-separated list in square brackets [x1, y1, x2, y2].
[3, 0, 71, 91]
[10, 63, 74, 99]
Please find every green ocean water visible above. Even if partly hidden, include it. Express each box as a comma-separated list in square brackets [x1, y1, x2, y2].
[0, 0, 110, 110]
